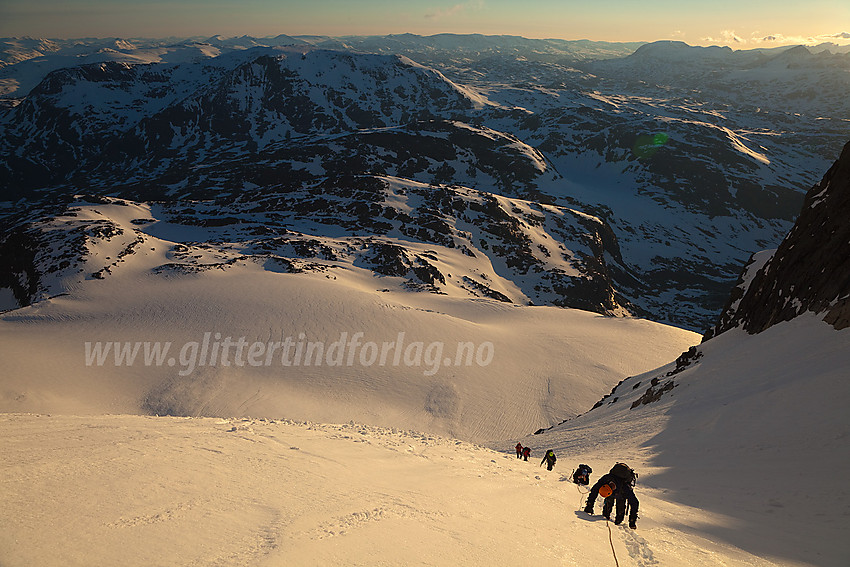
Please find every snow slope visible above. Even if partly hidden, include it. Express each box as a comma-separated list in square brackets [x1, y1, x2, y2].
[527, 314, 850, 566]
[3, 206, 845, 566]
[1, 316, 846, 566]
[0, 412, 800, 567]
[0, 197, 698, 442]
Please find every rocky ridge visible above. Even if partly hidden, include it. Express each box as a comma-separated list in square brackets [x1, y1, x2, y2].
[705, 140, 850, 337]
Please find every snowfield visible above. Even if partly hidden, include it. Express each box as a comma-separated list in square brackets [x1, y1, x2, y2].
[0, 413, 807, 567]
[0, 198, 698, 442]
[1, 312, 847, 565]
[1, 191, 848, 566]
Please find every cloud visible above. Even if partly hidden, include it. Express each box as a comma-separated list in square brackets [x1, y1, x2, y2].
[752, 33, 810, 44]
[752, 33, 795, 44]
[425, 0, 484, 20]
[702, 29, 742, 45]
[704, 30, 850, 47]
[751, 31, 850, 46]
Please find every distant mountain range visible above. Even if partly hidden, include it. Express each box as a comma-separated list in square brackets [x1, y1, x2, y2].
[2, 34, 848, 330]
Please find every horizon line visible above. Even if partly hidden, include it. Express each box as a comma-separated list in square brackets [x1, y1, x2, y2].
[4, 31, 850, 51]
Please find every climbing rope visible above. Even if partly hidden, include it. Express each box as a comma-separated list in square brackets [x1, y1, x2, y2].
[606, 519, 621, 567]
[573, 476, 618, 567]
[574, 481, 588, 510]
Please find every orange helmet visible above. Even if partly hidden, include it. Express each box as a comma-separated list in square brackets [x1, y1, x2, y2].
[599, 482, 615, 498]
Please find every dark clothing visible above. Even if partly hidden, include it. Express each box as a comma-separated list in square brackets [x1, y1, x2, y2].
[516, 443, 523, 458]
[573, 464, 592, 486]
[541, 450, 556, 471]
[522, 447, 531, 461]
[584, 473, 639, 527]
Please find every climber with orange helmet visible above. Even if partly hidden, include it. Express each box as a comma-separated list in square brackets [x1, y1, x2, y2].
[583, 462, 639, 529]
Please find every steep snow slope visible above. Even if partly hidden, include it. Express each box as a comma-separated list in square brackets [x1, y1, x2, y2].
[527, 315, 850, 566]
[0, 413, 801, 567]
[1, 318, 846, 566]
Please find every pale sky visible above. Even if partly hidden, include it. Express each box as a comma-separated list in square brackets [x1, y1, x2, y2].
[1, 0, 848, 48]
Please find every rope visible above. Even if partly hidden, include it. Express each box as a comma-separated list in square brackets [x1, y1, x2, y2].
[574, 482, 589, 510]
[573, 476, 619, 567]
[606, 518, 621, 567]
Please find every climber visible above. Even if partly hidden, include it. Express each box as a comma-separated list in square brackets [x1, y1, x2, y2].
[584, 462, 639, 529]
[540, 449, 557, 471]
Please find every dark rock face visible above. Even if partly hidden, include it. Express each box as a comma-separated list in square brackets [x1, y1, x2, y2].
[705, 140, 850, 337]
[0, 225, 40, 307]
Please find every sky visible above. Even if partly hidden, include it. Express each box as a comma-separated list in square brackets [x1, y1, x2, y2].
[1, 0, 848, 48]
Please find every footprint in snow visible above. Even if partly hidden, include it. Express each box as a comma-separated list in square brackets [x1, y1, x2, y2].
[621, 526, 658, 566]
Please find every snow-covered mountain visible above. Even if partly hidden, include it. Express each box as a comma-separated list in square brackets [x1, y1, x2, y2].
[0, 44, 642, 317]
[1, 34, 848, 329]
[0, 33, 637, 101]
[0, 47, 491, 195]
[480, 40, 849, 327]
[588, 41, 850, 118]
[0, 176, 635, 314]
[0, 37, 236, 102]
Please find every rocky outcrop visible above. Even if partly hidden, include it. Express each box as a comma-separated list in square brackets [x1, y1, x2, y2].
[705, 140, 850, 338]
[0, 179, 634, 315]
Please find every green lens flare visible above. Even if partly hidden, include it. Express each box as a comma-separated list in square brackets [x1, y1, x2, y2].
[632, 133, 669, 159]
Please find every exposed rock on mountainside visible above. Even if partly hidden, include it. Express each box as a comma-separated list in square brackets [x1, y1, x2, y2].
[706, 140, 850, 337]
[2, 37, 848, 328]
[0, 177, 633, 315]
[0, 48, 488, 197]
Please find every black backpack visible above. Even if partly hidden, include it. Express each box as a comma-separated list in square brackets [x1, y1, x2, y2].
[572, 464, 592, 485]
[610, 462, 637, 486]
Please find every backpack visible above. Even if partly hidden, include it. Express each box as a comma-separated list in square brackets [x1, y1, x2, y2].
[572, 464, 592, 485]
[610, 462, 637, 486]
